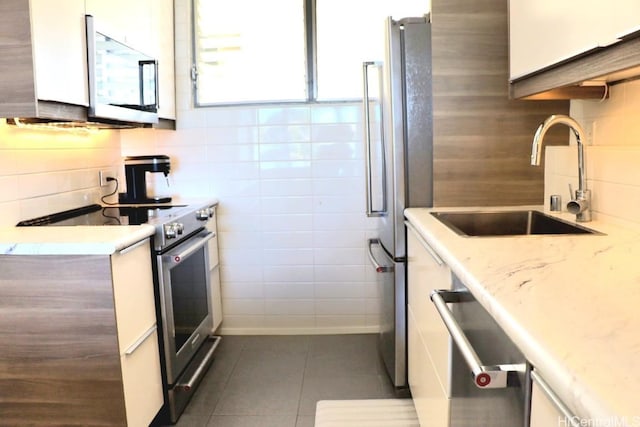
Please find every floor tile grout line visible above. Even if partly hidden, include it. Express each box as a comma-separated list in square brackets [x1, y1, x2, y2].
[204, 338, 247, 424]
[295, 336, 313, 419]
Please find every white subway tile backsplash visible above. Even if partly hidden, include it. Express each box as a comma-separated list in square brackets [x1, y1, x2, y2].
[205, 107, 258, 127]
[262, 231, 314, 249]
[223, 299, 265, 315]
[221, 282, 265, 298]
[312, 142, 361, 160]
[259, 161, 312, 179]
[313, 248, 365, 265]
[311, 105, 361, 124]
[264, 282, 315, 299]
[259, 143, 311, 161]
[312, 160, 363, 178]
[314, 283, 365, 299]
[258, 106, 311, 125]
[263, 265, 314, 282]
[315, 299, 366, 315]
[260, 179, 312, 197]
[311, 124, 360, 142]
[259, 125, 311, 144]
[265, 299, 315, 315]
[261, 196, 313, 214]
[261, 214, 312, 232]
[207, 144, 259, 163]
[313, 231, 365, 248]
[263, 249, 314, 266]
[314, 265, 366, 283]
[313, 195, 365, 213]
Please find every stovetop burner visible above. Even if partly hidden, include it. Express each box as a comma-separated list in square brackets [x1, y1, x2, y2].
[16, 204, 188, 227]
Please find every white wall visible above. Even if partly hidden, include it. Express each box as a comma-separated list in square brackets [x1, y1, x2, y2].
[545, 80, 640, 229]
[0, 120, 121, 226]
[120, 0, 381, 334]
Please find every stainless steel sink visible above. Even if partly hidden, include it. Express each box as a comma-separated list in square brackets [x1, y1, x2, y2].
[431, 210, 602, 237]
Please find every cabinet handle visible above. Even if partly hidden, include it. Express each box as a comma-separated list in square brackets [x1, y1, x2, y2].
[430, 289, 526, 389]
[531, 370, 581, 427]
[118, 238, 149, 255]
[405, 221, 443, 266]
[124, 324, 157, 356]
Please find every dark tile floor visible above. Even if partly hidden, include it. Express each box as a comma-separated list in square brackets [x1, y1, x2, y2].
[172, 334, 399, 427]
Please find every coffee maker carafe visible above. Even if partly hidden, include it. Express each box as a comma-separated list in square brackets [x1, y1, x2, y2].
[119, 155, 172, 204]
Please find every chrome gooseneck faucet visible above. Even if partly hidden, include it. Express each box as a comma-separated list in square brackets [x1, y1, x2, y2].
[531, 114, 591, 222]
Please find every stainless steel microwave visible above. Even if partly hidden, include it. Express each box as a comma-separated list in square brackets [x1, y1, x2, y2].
[85, 15, 159, 125]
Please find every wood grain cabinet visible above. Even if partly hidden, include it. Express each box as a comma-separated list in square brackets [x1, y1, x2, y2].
[0, 0, 89, 120]
[407, 223, 452, 427]
[0, 238, 163, 426]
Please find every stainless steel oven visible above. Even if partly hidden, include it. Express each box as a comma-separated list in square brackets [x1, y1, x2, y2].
[156, 229, 219, 420]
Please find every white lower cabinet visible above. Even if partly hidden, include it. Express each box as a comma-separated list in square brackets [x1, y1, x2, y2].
[407, 222, 452, 426]
[530, 370, 577, 427]
[111, 238, 164, 426]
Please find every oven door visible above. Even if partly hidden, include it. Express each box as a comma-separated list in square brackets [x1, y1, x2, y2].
[157, 230, 214, 384]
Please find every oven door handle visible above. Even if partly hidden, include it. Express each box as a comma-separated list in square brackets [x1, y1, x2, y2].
[430, 289, 526, 389]
[168, 232, 214, 265]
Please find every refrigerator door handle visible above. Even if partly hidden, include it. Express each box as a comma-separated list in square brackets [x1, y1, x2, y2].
[362, 61, 387, 218]
[367, 238, 394, 273]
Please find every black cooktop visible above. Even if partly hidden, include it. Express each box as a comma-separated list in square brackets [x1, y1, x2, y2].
[17, 204, 187, 227]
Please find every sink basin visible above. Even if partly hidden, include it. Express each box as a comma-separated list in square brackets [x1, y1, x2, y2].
[431, 210, 601, 237]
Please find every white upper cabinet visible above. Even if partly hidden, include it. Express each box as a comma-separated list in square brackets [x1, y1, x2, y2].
[509, 0, 640, 80]
[31, 0, 88, 106]
[85, 0, 153, 54]
[151, 0, 176, 120]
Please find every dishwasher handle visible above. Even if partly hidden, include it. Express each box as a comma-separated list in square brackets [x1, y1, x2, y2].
[430, 289, 526, 389]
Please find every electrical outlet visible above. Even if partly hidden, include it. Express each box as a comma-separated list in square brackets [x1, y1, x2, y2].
[98, 169, 116, 187]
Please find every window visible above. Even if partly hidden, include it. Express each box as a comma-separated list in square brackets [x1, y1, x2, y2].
[192, 0, 428, 105]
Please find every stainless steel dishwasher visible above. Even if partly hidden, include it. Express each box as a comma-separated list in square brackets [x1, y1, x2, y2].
[431, 275, 529, 427]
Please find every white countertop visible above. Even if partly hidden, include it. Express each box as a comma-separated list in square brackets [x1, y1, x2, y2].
[0, 197, 219, 256]
[405, 206, 640, 425]
[0, 225, 156, 255]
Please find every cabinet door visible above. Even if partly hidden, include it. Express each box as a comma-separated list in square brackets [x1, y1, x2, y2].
[407, 224, 452, 426]
[111, 239, 163, 426]
[85, 0, 153, 54]
[530, 370, 575, 427]
[152, 0, 176, 120]
[509, 0, 640, 79]
[407, 225, 452, 394]
[30, 0, 88, 106]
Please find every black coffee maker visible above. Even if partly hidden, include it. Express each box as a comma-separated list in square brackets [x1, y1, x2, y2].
[118, 155, 172, 204]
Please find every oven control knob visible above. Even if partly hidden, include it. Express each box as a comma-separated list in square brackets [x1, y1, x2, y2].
[196, 209, 210, 221]
[164, 223, 179, 239]
[175, 223, 184, 235]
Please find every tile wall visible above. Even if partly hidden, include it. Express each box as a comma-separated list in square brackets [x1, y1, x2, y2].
[121, 103, 381, 334]
[0, 120, 121, 226]
[545, 80, 640, 229]
[119, 0, 381, 334]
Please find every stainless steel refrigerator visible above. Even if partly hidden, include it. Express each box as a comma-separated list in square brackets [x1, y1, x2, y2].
[363, 16, 432, 389]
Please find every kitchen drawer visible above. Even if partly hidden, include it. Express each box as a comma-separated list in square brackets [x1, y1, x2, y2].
[408, 304, 450, 427]
[120, 328, 164, 427]
[111, 238, 157, 354]
[407, 227, 452, 395]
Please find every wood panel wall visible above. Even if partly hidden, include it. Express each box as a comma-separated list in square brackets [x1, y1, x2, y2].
[0, 255, 127, 426]
[431, 0, 570, 207]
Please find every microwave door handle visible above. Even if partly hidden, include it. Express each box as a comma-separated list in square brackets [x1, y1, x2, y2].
[139, 60, 159, 110]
